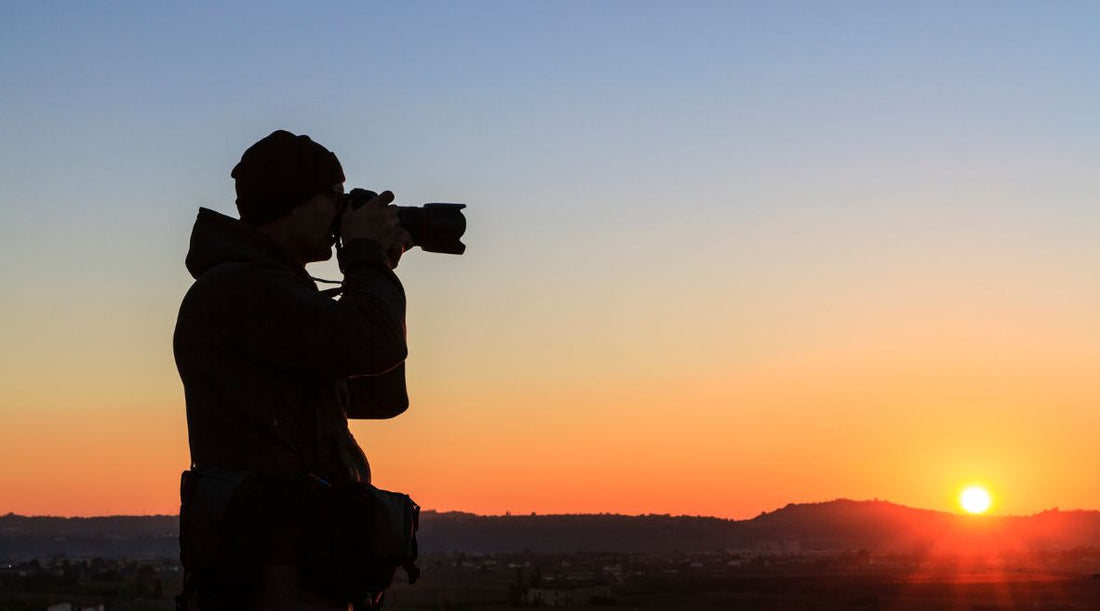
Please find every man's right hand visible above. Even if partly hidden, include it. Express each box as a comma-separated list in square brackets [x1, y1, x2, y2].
[340, 190, 413, 268]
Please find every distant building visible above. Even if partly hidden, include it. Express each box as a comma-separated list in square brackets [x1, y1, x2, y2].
[783, 537, 801, 554]
[754, 537, 801, 555]
[523, 582, 613, 606]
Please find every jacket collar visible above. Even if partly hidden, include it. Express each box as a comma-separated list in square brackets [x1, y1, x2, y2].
[184, 208, 310, 280]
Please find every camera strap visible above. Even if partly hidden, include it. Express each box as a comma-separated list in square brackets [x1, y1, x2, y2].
[310, 274, 345, 298]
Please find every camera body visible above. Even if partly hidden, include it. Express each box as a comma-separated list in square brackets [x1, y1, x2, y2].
[339, 188, 466, 255]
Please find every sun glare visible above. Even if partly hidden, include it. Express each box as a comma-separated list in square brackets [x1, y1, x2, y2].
[960, 486, 992, 514]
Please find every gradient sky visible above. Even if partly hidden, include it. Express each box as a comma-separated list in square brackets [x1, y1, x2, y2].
[1, 1, 1098, 519]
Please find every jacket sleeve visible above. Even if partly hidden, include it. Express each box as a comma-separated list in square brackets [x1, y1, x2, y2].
[205, 239, 407, 379]
[344, 363, 409, 419]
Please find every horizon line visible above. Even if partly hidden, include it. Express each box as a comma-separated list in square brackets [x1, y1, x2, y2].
[2, 497, 1088, 521]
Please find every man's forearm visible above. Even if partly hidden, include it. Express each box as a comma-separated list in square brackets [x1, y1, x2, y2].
[338, 238, 408, 372]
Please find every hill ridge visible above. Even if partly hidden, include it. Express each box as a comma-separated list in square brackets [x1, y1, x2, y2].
[4, 499, 1100, 559]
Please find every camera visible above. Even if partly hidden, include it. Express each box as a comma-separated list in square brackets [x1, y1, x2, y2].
[338, 188, 467, 255]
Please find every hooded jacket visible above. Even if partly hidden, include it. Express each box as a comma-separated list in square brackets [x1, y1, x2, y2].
[174, 208, 408, 484]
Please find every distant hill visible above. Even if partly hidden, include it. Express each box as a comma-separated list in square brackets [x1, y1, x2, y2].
[0, 513, 179, 559]
[419, 501, 1100, 554]
[741, 499, 1100, 555]
[4, 500, 1100, 560]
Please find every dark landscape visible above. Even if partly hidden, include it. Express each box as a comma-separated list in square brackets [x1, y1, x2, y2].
[5, 500, 1100, 559]
[5, 500, 1100, 610]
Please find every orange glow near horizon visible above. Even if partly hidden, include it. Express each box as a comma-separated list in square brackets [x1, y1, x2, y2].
[2, 334, 1099, 519]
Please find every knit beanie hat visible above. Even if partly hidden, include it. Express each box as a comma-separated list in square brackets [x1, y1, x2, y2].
[231, 130, 346, 226]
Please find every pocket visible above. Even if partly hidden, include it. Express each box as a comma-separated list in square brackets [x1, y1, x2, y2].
[363, 486, 420, 561]
[299, 480, 421, 600]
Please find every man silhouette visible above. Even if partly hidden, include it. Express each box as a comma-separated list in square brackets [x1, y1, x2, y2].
[174, 130, 412, 610]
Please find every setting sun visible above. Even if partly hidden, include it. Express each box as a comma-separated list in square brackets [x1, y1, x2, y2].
[960, 486, 992, 514]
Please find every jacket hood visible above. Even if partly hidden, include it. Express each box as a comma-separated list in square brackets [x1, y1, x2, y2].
[184, 208, 306, 279]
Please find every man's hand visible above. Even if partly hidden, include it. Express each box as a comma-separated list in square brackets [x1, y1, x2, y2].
[340, 190, 414, 268]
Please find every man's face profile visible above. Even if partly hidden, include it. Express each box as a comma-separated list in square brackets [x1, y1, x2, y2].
[285, 183, 345, 263]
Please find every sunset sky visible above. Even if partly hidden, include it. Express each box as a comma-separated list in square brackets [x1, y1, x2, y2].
[1, 2, 1098, 519]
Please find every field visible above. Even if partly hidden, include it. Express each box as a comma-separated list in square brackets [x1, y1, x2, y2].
[6, 551, 1100, 610]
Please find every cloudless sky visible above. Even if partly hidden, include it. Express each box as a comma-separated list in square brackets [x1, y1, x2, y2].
[1, 1, 1098, 518]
